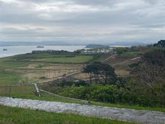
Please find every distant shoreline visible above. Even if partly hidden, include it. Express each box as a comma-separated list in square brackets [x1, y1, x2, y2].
[0, 45, 85, 58]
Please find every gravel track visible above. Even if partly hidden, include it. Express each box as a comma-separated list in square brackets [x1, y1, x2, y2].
[0, 97, 165, 124]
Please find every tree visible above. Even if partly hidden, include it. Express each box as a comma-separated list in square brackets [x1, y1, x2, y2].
[153, 40, 165, 48]
[130, 49, 165, 106]
[84, 62, 117, 84]
[131, 49, 165, 87]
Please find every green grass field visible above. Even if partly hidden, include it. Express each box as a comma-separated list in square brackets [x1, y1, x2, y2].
[0, 54, 94, 70]
[8, 53, 94, 64]
[0, 105, 133, 124]
[119, 51, 142, 58]
[0, 58, 30, 69]
[0, 71, 21, 85]
[32, 55, 94, 63]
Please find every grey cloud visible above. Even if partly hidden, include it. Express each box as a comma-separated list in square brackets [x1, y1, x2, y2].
[72, 0, 115, 6]
[0, 0, 165, 43]
[144, 0, 161, 4]
[20, 0, 114, 5]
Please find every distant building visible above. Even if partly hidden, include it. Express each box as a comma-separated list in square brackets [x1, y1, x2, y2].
[81, 48, 114, 54]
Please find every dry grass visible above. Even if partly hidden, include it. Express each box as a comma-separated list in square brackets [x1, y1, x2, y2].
[3, 63, 86, 83]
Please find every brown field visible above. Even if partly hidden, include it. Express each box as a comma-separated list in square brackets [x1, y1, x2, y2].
[3, 63, 87, 83]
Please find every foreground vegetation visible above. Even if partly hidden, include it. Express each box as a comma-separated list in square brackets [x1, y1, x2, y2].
[41, 84, 165, 112]
[0, 105, 133, 124]
[0, 84, 164, 112]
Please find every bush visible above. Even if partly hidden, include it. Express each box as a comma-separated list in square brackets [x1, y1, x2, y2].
[55, 84, 165, 107]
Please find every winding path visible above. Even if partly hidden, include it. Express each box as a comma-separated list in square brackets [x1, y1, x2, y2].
[0, 97, 165, 124]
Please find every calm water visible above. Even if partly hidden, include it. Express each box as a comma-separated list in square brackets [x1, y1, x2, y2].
[0, 45, 85, 58]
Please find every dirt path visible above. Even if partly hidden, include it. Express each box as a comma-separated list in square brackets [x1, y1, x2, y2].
[102, 55, 141, 66]
[0, 97, 164, 124]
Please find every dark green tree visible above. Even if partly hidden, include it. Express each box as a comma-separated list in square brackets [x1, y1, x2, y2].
[153, 40, 165, 48]
[84, 62, 117, 84]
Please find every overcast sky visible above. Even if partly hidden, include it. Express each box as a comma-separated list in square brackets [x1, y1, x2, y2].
[0, 0, 165, 44]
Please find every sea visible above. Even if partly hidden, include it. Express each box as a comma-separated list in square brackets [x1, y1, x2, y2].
[0, 45, 85, 58]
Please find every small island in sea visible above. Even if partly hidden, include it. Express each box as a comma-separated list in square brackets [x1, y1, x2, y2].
[3, 48, 7, 51]
[36, 45, 44, 48]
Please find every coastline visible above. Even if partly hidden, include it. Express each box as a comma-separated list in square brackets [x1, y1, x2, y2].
[0, 45, 85, 58]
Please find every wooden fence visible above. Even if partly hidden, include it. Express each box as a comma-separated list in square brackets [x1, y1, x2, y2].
[0, 84, 35, 97]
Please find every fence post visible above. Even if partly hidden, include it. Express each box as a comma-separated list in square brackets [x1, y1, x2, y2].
[8, 86, 11, 97]
[34, 83, 40, 97]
